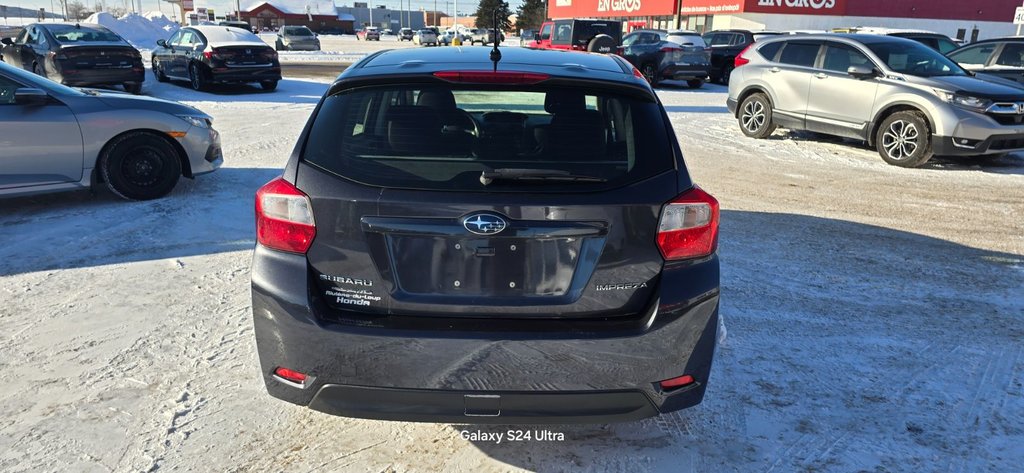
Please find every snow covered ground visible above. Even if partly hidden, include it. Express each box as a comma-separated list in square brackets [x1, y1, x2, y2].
[0, 72, 1022, 472]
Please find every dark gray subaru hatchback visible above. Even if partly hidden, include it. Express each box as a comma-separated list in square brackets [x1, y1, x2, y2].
[251, 46, 721, 423]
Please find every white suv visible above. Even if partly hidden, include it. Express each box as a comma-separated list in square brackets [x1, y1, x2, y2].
[727, 34, 1024, 167]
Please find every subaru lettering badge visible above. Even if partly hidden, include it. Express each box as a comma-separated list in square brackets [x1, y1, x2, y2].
[463, 213, 507, 235]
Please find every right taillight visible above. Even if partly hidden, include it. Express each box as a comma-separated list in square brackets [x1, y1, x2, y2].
[657, 186, 720, 261]
[255, 177, 316, 254]
[734, 43, 754, 68]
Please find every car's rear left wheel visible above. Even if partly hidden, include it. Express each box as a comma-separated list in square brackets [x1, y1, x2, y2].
[153, 58, 168, 82]
[189, 63, 207, 91]
[876, 111, 933, 167]
[738, 93, 777, 139]
[100, 131, 182, 201]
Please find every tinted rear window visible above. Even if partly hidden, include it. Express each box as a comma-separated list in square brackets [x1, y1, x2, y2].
[46, 25, 122, 43]
[758, 41, 783, 61]
[779, 42, 820, 67]
[302, 85, 673, 192]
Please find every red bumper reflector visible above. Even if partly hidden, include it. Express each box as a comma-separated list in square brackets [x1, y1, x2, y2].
[659, 375, 695, 389]
[274, 367, 307, 383]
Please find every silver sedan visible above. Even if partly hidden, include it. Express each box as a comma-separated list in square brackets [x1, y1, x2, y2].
[0, 60, 222, 200]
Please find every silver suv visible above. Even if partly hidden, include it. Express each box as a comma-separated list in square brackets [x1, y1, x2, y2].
[727, 34, 1024, 167]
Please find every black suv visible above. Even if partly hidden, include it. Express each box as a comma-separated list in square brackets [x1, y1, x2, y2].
[702, 29, 782, 84]
[251, 46, 722, 423]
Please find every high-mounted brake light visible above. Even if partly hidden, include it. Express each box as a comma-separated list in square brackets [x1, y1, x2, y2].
[255, 177, 316, 254]
[433, 70, 549, 84]
[659, 46, 681, 53]
[656, 186, 719, 261]
[734, 43, 755, 68]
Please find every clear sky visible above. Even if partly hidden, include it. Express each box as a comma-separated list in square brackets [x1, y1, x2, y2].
[5, 0, 524, 18]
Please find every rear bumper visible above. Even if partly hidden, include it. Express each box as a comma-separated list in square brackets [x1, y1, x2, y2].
[58, 68, 145, 86]
[209, 66, 281, 83]
[283, 42, 320, 51]
[727, 97, 738, 115]
[251, 245, 720, 423]
[309, 385, 659, 423]
[660, 64, 710, 81]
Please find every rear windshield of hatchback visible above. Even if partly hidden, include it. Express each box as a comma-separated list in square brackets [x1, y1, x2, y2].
[301, 85, 674, 192]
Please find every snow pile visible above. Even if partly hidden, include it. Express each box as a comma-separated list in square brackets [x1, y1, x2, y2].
[83, 11, 179, 49]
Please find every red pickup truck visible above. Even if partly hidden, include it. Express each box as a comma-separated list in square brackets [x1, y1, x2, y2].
[528, 19, 622, 53]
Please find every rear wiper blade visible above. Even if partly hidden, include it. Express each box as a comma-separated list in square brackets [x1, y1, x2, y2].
[480, 168, 607, 185]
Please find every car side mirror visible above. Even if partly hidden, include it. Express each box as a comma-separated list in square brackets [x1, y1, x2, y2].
[847, 65, 877, 79]
[156, 39, 166, 47]
[14, 88, 48, 105]
[534, 33, 540, 41]
[1, 38, 12, 46]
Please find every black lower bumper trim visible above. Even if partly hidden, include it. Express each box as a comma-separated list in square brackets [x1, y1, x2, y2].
[932, 134, 1024, 156]
[307, 385, 659, 424]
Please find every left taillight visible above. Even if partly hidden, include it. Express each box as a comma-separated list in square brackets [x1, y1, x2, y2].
[656, 186, 720, 261]
[255, 177, 316, 254]
[734, 43, 754, 68]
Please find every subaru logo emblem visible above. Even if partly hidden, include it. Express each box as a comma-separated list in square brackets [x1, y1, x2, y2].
[245, 48, 252, 54]
[462, 213, 507, 235]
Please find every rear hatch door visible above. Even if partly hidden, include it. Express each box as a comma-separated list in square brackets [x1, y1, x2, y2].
[298, 80, 680, 319]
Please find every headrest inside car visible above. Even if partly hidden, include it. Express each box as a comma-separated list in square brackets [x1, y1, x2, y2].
[544, 90, 586, 114]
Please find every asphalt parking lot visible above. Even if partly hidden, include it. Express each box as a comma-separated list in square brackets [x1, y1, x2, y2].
[1, 40, 1022, 471]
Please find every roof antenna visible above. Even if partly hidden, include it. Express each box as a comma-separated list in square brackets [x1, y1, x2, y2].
[489, 3, 502, 72]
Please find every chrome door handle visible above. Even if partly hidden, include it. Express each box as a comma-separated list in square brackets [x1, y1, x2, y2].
[814, 73, 828, 79]
[769, 67, 781, 73]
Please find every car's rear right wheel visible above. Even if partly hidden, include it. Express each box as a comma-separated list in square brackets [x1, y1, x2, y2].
[100, 131, 182, 201]
[720, 65, 734, 84]
[641, 64, 659, 87]
[876, 111, 933, 167]
[260, 80, 278, 91]
[123, 82, 142, 95]
[738, 93, 777, 139]
[687, 79, 704, 89]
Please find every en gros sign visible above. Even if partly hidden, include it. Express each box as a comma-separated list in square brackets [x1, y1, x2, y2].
[756, 0, 836, 9]
[747, 0, 845, 14]
[679, 0, 845, 15]
[598, 0, 643, 13]
[548, 0, 675, 17]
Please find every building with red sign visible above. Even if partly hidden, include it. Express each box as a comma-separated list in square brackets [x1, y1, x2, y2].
[546, 0, 1021, 40]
